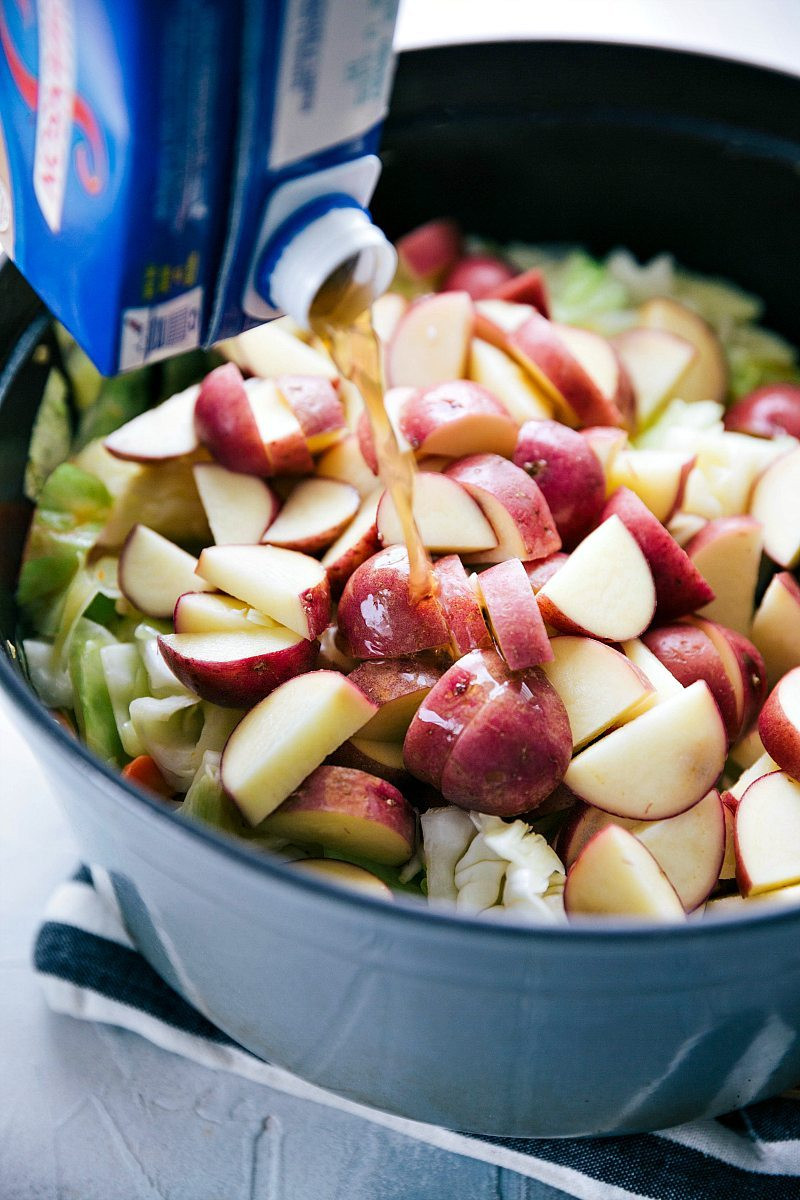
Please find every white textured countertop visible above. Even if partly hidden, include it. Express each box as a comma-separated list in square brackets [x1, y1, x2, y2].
[3, 3, 800, 1196]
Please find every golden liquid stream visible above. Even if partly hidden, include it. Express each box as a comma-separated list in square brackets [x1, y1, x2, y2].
[311, 282, 433, 603]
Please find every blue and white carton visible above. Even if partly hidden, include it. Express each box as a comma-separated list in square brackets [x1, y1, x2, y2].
[0, 0, 399, 373]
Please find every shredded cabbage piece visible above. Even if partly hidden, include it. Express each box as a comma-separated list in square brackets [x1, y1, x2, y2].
[24, 368, 72, 502]
[420, 807, 475, 902]
[128, 694, 204, 789]
[128, 695, 242, 791]
[21, 638, 74, 709]
[179, 751, 246, 836]
[422, 807, 566, 922]
[100, 642, 149, 757]
[634, 399, 725, 450]
[68, 618, 124, 765]
[134, 622, 195, 698]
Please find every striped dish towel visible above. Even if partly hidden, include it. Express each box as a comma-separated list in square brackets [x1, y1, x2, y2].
[34, 867, 800, 1200]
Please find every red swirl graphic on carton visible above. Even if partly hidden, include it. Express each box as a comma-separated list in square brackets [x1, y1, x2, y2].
[0, 0, 105, 230]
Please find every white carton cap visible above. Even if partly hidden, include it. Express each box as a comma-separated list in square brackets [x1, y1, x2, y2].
[261, 198, 397, 328]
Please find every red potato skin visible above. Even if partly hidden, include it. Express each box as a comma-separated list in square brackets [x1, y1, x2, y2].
[602, 487, 714, 620]
[723, 383, 800, 439]
[642, 623, 741, 744]
[520, 780, 580, 822]
[337, 545, 449, 660]
[404, 648, 571, 816]
[323, 525, 381, 600]
[347, 655, 444, 711]
[195, 363, 271, 475]
[396, 218, 462, 281]
[442, 254, 516, 300]
[670, 457, 697, 524]
[722, 627, 768, 734]
[444, 453, 562, 560]
[478, 557, 553, 669]
[260, 420, 314, 477]
[157, 633, 318, 708]
[403, 648, 507, 789]
[487, 267, 550, 317]
[298, 574, 333, 642]
[432, 554, 492, 655]
[557, 800, 614, 868]
[356, 409, 379, 474]
[523, 552, 569, 593]
[326, 740, 410, 787]
[758, 668, 800, 779]
[399, 380, 517, 457]
[685, 514, 761, 561]
[276, 375, 344, 440]
[721, 789, 739, 818]
[513, 419, 607, 548]
[265, 765, 416, 862]
[439, 665, 571, 817]
[612, 355, 636, 431]
[508, 312, 628, 428]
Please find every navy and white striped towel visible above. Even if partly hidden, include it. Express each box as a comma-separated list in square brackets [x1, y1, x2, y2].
[34, 867, 800, 1200]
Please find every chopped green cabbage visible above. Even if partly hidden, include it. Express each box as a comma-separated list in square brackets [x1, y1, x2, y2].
[195, 703, 244, 761]
[100, 642, 149, 758]
[179, 751, 248, 836]
[128, 695, 242, 791]
[660, 427, 795, 520]
[421, 807, 566, 921]
[52, 555, 120, 666]
[68, 618, 124, 766]
[24, 368, 72, 502]
[634, 399, 725, 449]
[179, 752, 316, 860]
[420, 807, 475, 902]
[128, 694, 204, 789]
[21, 638, 74, 709]
[474, 815, 565, 922]
[34, 461, 111, 524]
[17, 463, 112, 636]
[133, 622, 193, 697]
[546, 251, 632, 333]
[726, 325, 800, 399]
[54, 325, 103, 413]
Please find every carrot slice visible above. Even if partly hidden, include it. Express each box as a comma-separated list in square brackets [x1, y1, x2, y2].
[122, 755, 174, 799]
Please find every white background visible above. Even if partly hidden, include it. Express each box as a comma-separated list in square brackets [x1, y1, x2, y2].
[397, 0, 800, 73]
[3, 3, 800, 1197]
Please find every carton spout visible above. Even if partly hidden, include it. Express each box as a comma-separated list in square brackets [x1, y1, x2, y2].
[257, 196, 397, 331]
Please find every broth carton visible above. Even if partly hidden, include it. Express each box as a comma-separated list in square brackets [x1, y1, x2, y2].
[0, 0, 399, 373]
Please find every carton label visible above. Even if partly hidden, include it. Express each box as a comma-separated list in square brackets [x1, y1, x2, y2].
[269, 0, 397, 170]
[120, 287, 203, 370]
[34, 0, 75, 233]
[0, 0, 397, 373]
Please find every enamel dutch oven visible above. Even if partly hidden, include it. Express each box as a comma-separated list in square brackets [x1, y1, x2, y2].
[3, 43, 800, 1137]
